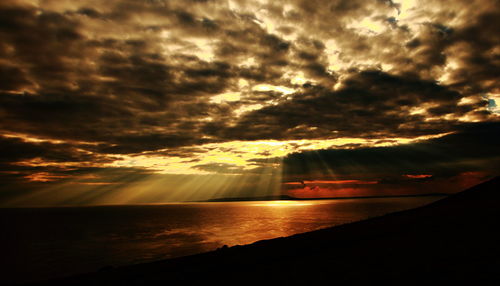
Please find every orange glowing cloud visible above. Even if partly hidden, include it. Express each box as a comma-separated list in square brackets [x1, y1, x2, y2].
[286, 186, 375, 198]
[403, 174, 433, 179]
[24, 172, 71, 182]
[282, 179, 381, 198]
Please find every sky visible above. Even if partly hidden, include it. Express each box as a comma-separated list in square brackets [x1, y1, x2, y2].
[0, 0, 499, 206]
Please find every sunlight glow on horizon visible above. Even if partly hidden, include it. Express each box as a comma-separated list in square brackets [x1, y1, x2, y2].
[251, 200, 313, 207]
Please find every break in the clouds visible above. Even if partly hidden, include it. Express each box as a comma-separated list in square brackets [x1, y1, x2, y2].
[0, 0, 499, 205]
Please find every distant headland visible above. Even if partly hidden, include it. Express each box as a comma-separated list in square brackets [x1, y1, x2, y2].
[200, 193, 449, 202]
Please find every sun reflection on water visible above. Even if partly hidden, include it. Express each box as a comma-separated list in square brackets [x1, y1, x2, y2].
[251, 200, 313, 207]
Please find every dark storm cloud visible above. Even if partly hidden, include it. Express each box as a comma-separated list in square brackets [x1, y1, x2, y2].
[207, 70, 481, 140]
[0, 91, 205, 153]
[1, 0, 497, 148]
[0, 136, 103, 164]
[0, 0, 234, 154]
[282, 122, 500, 181]
[0, 4, 86, 93]
[0, 135, 118, 198]
[444, 10, 500, 95]
[0, 64, 32, 91]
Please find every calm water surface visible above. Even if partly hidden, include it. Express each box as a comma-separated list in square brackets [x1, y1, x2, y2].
[0, 197, 443, 284]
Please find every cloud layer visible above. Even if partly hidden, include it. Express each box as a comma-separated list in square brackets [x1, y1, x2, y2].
[0, 0, 498, 204]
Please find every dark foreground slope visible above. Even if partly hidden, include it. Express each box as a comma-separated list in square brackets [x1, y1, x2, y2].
[29, 177, 500, 285]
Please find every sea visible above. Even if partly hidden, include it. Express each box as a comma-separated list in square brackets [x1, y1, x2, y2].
[0, 196, 444, 284]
